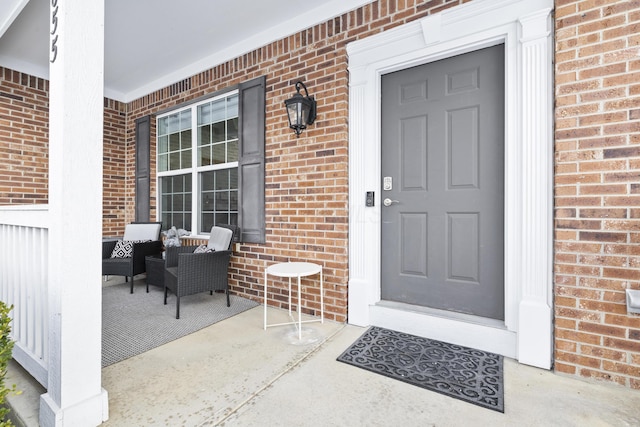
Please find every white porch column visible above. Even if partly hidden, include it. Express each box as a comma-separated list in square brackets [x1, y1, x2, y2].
[517, 9, 554, 369]
[40, 0, 108, 425]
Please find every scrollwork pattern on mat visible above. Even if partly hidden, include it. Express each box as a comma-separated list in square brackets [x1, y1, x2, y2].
[337, 326, 504, 413]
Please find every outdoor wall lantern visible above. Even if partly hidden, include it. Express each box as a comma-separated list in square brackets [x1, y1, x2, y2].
[284, 81, 316, 137]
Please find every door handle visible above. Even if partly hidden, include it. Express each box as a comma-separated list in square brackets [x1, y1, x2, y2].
[383, 198, 399, 207]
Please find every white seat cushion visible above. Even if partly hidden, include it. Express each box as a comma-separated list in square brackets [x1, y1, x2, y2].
[207, 226, 233, 251]
[123, 223, 161, 241]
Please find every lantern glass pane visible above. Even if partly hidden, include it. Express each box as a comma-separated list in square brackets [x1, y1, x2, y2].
[301, 103, 311, 126]
[287, 103, 299, 127]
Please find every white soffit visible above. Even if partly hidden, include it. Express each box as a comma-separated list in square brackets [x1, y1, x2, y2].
[0, 0, 372, 102]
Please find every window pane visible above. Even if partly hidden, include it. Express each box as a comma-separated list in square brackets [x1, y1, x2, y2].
[212, 121, 225, 143]
[173, 194, 183, 211]
[158, 117, 168, 136]
[170, 152, 181, 170]
[198, 103, 210, 126]
[213, 143, 225, 164]
[217, 192, 229, 210]
[211, 99, 225, 123]
[215, 169, 229, 190]
[228, 213, 238, 226]
[185, 193, 192, 209]
[181, 149, 192, 169]
[158, 154, 168, 172]
[180, 110, 191, 130]
[169, 133, 180, 152]
[202, 193, 214, 210]
[159, 135, 169, 153]
[227, 95, 238, 117]
[228, 118, 238, 140]
[228, 140, 238, 162]
[162, 213, 171, 230]
[201, 171, 214, 191]
[230, 168, 238, 188]
[167, 114, 179, 133]
[199, 125, 211, 146]
[230, 190, 238, 210]
[199, 146, 211, 167]
[201, 213, 214, 234]
[173, 216, 185, 230]
[181, 129, 192, 150]
[173, 175, 183, 192]
[215, 213, 229, 225]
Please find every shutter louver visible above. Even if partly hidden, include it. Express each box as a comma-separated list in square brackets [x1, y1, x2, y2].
[135, 115, 151, 222]
[238, 76, 266, 243]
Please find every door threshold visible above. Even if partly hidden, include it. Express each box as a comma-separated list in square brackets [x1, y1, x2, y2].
[376, 300, 506, 330]
[371, 301, 516, 357]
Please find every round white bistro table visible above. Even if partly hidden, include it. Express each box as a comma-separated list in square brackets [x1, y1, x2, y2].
[264, 262, 324, 340]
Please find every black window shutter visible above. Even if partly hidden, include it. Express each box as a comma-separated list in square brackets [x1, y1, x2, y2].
[135, 115, 151, 222]
[238, 76, 266, 243]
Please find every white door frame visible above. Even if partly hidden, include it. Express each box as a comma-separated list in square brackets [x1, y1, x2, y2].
[347, 0, 554, 368]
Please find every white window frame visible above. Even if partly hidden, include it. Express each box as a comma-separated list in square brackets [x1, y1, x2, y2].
[156, 89, 239, 237]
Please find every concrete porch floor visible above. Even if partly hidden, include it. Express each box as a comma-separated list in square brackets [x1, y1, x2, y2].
[5, 282, 640, 426]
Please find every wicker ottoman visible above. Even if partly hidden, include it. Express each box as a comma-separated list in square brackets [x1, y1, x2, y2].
[145, 256, 165, 289]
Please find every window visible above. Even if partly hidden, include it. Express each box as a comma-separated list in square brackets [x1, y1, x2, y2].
[158, 92, 238, 234]
[155, 76, 266, 242]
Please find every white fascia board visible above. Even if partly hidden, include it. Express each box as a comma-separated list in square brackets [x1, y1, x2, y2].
[0, 0, 28, 39]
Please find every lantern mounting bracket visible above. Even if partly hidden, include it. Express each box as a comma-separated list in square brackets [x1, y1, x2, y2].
[284, 80, 317, 137]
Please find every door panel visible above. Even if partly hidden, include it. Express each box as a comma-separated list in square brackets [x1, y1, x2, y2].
[400, 213, 428, 277]
[449, 107, 479, 188]
[448, 213, 479, 282]
[401, 116, 428, 191]
[381, 44, 505, 320]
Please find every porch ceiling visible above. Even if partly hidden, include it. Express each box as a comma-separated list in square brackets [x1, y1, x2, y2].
[0, 0, 369, 102]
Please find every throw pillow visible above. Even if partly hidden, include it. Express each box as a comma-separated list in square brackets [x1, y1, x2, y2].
[110, 240, 150, 258]
[193, 244, 215, 254]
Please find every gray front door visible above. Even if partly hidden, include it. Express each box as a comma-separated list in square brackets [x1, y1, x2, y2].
[380, 44, 505, 320]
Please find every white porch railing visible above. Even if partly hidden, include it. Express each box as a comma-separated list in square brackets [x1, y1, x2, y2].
[0, 205, 49, 387]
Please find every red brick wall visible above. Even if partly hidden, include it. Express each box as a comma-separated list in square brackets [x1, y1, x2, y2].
[102, 99, 128, 237]
[124, 0, 467, 322]
[0, 68, 49, 205]
[0, 67, 128, 237]
[554, 0, 640, 388]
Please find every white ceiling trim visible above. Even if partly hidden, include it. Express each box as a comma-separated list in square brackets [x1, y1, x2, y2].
[0, 0, 29, 39]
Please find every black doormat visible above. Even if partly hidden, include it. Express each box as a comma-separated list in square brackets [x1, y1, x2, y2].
[337, 326, 504, 413]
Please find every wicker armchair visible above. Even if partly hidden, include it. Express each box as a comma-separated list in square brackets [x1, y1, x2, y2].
[102, 222, 163, 293]
[164, 225, 238, 319]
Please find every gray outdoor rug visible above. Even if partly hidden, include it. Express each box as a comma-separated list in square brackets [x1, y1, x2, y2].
[102, 283, 258, 367]
[337, 326, 504, 412]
